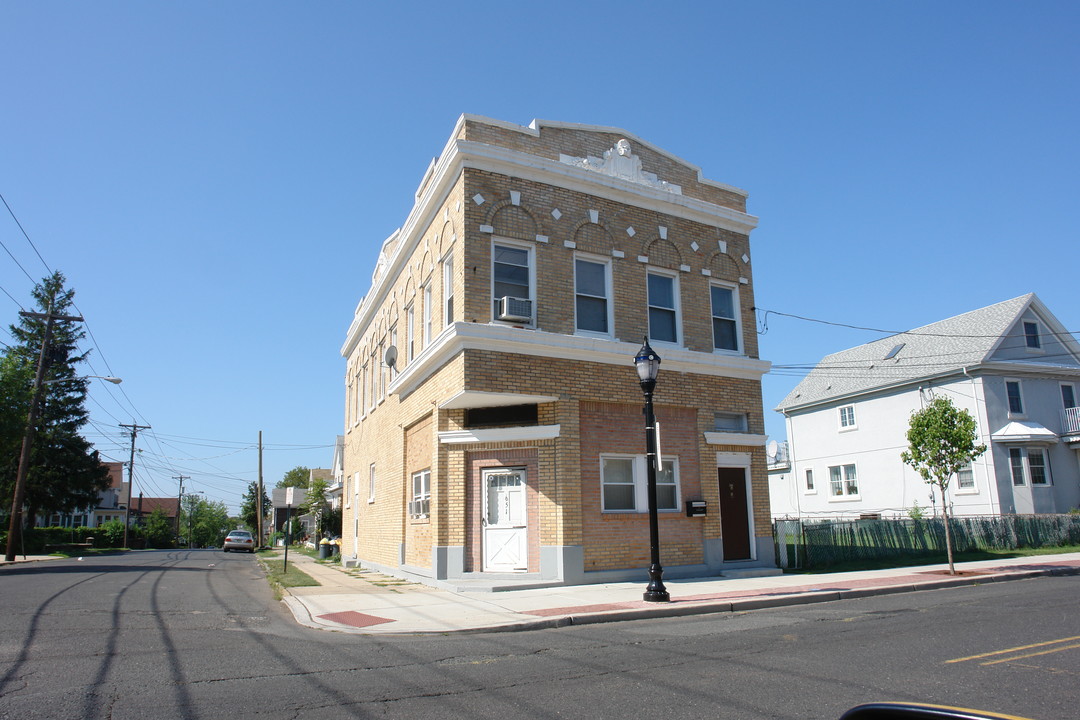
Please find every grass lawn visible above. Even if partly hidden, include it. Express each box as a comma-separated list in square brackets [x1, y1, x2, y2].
[790, 544, 1080, 574]
[256, 549, 319, 598]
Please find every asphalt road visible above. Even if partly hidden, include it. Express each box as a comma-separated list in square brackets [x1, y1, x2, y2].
[1, 549, 1077, 720]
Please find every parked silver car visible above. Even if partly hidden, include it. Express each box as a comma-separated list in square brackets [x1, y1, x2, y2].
[223, 530, 255, 553]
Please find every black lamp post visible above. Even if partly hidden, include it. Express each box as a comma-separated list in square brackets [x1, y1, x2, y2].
[634, 337, 670, 603]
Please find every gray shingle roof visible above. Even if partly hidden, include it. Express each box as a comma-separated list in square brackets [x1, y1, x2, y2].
[775, 294, 1036, 412]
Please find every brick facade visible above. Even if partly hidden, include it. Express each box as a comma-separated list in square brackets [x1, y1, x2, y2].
[340, 115, 772, 586]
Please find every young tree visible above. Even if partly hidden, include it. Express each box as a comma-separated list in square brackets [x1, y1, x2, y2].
[1, 272, 109, 525]
[901, 396, 987, 574]
[239, 481, 270, 533]
[300, 478, 331, 536]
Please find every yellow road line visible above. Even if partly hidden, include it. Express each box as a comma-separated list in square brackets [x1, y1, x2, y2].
[947, 635, 1080, 664]
[980, 641, 1080, 666]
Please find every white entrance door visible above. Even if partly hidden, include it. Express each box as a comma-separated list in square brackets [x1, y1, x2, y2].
[482, 468, 527, 572]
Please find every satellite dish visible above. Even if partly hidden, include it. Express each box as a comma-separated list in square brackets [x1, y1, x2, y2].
[767, 440, 779, 458]
[384, 345, 398, 369]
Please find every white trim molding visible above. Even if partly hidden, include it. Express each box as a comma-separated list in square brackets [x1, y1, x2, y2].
[439, 425, 561, 445]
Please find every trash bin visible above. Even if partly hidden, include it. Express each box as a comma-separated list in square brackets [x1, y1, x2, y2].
[318, 540, 330, 559]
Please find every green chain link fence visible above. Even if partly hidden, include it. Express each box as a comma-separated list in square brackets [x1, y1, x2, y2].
[774, 514, 1080, 570]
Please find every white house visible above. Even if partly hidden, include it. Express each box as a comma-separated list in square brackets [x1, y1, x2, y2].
[772, 294, 1080, 519]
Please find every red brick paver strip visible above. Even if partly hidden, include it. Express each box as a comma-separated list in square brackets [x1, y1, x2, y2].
[317, 611, 395, 628]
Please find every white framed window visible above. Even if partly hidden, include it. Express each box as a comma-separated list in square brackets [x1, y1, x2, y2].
[1061, 383, 1076, 410]
[646, 270, 680, 345]
[368, 463, 376, 503]
[805, 468, 816, 492]
[956, 463, 976, 492]
[389, 325, 398, 381]
[492, 240, 534, 323]
[1006, 447, 1051, 486]
[410, 469, 431, 518]
[405, 303, 415, 363]
[358, 369, 367, 425]
[839, 405, 857, 430]
[365, 361, 375, 413]
[1023, 321, 1042, 350]
[1006, 380, 1024, 415]
[574, 255, 612, 336]
[443, 251, 454, 327]
[828, 464, 859, 499]
[710, 283, 739, 352]
[422, 283, 432, 347]
[600, 454, 680, 513]
[346, 472, 355, 509]
[1009, 447, 1026, 485]
[378, 338, 387, 402]
[1029, 449, 1049, 485]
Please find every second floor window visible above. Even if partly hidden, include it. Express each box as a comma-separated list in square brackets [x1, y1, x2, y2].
[493, 243, 531, 301]
[956, 463, 975, 490]
[575, 257, 610, 335]
[422, 283, 432, 346]
[711, 285, 738, 351]
[1006, 381, 1024, 415]
[647, 271, 678, 344]
[443, 252, 454, 326]
[839, 405, 857, 429]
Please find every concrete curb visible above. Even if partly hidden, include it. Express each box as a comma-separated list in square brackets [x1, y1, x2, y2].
[279, 561, 1080, 636]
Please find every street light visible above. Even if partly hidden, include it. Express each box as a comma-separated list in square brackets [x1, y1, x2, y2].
[633, 337, 669, 603]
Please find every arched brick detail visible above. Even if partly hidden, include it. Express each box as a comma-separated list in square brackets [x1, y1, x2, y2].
[417, 251, 434, 283]
[642, 238, 683, 269]
[571, 220, 616, 255]
[488, 202, 539, 240]
[438, 219, 458, 256]
[402, 275, 417, 302]
[706, 251, 740, 281]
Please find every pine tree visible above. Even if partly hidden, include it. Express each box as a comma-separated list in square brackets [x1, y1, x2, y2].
[1, 272, 110, 526]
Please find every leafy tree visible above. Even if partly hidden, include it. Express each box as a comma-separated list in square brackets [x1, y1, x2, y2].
[142, 507, 175, 548]
[97, 519, 127, 548]
[180, 493, 232, 548]
[901, 396, 987, 574]
[300, 478, 331, 536]
[239, 481, 270, 534]
[1, 272, 110, 526]
[276, 465, 310, 489]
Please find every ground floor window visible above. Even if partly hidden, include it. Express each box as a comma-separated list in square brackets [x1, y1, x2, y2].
[828, 464, 859, 498]
[600, 454, 679, 512]
[1008, 447, 1050, 486]
[409, 470, 430, 517]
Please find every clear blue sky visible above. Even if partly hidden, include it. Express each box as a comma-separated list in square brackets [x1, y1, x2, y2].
[3, 2, 1077, 513]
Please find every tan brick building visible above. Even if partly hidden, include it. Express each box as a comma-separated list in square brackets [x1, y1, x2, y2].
[340, 115, 773, 587]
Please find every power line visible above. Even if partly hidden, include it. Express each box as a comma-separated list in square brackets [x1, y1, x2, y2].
[0, 192, 52, 276]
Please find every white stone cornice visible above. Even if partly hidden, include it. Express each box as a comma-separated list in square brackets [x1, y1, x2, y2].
[389, 322, 771, 400]
[704, 432, 768, 447]
[438, 425, 561, 445]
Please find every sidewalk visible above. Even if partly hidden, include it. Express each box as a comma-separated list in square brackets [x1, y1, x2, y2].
[278, 552, 1080, 636]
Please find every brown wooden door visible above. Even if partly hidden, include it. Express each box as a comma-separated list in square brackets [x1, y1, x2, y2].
[717, 468, 751, 561]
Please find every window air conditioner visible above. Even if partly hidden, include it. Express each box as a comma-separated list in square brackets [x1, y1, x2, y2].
[498, 296, 532, 322]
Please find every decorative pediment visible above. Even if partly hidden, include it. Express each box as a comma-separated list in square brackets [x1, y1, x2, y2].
[560, 139, 681, 194]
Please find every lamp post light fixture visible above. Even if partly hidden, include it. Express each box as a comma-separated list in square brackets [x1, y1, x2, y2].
[633, 337, 670, 603]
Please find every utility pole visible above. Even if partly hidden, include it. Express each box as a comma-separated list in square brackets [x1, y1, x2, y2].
[172, 475, 189, 547]
[5, 307, 83, 562]
[120, 423, 150, 549]
[257, 431, 264, 548]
